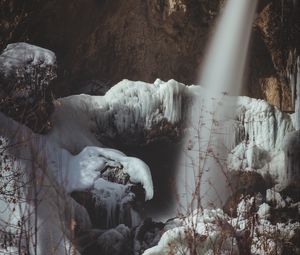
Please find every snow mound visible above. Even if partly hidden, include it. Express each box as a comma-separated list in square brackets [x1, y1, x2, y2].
[144, 195, 300, 255]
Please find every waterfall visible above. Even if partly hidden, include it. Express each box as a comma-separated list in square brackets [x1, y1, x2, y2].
[295, 56, 300, 129]
[177, 0, 258, 212]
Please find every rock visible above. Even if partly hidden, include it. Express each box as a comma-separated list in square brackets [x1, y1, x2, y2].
[96, 224, 132, 255]
[223, 171, 268, 217]
[101, 165, 130, 185]
[0, 43, 57, 133]
[282, 228, 300, 255]
[133, 218, 165, 255]
[1, 0, 299, 111]
[76, 229, 105, 254]
[70, 174, 146, 230]
[281, 183, 300, 202]
[71, 198, 92, 235]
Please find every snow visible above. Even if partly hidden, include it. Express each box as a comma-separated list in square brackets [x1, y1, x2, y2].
[1, 51, 299, 254]
[144, 196, 300, 255]
[257, 203, 271, 219]
[0, 42, 56, 77]
[266, 189, 287, 208]
[57, 146, 154, 200]
[236, 196, 255, 218]
[143, 209, 239, 255]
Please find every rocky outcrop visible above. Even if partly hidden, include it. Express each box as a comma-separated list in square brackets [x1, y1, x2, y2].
[254, 0, 300, 111]
[70, 165, 146, 230]
[1, 0, 299, 111]
[0, 43, 56, 133]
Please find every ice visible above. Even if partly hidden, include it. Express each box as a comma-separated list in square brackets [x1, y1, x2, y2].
[93, 178, 135, 228]
[0, 111, 153, 254]
[228, 141, 271, 171]
[235, 97, 294, 151]
[47, 79, 187, 152]
[1, 59, 299, 253]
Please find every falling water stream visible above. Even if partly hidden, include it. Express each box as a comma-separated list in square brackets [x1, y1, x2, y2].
[176, 0, 258, 213]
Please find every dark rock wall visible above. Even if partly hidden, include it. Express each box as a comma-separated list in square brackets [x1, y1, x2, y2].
[1, 0, 299, 110]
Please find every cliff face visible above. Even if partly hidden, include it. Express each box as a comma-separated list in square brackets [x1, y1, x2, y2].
[1, 0, 299, 110]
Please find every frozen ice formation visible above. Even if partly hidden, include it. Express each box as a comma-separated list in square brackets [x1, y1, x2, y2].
[0, 44, 299, 254]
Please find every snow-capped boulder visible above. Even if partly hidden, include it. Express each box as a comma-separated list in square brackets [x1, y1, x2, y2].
[0, 43, 57, 133]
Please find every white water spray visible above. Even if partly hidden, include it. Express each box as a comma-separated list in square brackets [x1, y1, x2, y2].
[177, 0, 258, 212]
[295, 56, 300, 129]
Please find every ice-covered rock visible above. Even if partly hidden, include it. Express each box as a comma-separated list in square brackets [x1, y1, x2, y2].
[49, 145, 153, 201]
[0, 111, 153, 254]
[48, 79, 186, 152]
[235, 97, 294, 151]
[0, 43, 57, 133]
[0, 42, 56, 77]
[1, 67, 299, 254]
[228, 141, 271, 171]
